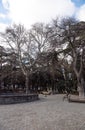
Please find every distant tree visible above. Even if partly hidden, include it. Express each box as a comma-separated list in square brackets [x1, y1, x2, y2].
[0, 46, 6, 89]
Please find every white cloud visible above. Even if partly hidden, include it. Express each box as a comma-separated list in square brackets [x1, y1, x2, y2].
[76, 4, 85, 21]
[2, 0, 76, 28]
[0, 13, 6, 18]
[0, 23, 8, 32]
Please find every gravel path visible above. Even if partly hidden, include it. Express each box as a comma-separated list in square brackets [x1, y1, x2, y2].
[0, 94, 85, 130]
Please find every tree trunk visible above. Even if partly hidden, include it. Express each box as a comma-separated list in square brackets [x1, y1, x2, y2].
[25, 74, 30, 94]
[78, 78, 85, 99]
[78, 85, 84, 99]
[73, 50, 85, 99]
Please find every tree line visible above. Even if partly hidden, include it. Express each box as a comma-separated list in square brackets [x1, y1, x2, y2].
[0, 17, 85, 98]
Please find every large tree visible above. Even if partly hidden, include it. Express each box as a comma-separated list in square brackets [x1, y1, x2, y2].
[1, 24, 34, 94]
[52, 18, 85, 98]
[1, 23, 51, 94]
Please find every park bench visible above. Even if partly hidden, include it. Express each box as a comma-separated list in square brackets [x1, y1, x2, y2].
[41, 90, 52, 96]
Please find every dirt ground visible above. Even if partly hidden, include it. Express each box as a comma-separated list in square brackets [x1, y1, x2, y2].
[0, 94, 85, 130]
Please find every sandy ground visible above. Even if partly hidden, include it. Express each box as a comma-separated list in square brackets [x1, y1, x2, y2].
[0, 94, 85, 130]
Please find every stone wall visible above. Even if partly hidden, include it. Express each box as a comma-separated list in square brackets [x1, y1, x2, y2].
[0, 94, 39, 104]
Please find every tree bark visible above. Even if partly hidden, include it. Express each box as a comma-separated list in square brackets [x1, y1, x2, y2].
[77, 77, 85, 99]
[25, 73, 30, 94]
[73, 50, 85, 99]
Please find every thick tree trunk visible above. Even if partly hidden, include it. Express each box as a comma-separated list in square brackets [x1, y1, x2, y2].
[73, 50, 85, 99]
[78, 78, 85, 99]
[78, 85, 85, 99]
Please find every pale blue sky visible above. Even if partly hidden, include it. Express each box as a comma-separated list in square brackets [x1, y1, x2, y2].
[72, 0, 85, 7]
[0, 0, 85, 32]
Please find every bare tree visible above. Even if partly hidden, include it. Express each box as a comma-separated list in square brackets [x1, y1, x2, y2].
[1, 24, 35, 94]
[29, 23, 50, 54]
[1, 23, 51, 94]
[52, 18, 85, 98]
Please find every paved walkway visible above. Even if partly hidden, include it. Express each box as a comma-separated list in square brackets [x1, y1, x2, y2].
[0, 94, 85, 130]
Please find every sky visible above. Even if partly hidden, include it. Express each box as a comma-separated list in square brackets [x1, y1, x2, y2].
[0, 0, 85, 32]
